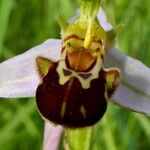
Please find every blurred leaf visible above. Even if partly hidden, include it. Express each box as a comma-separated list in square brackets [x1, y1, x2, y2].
[100, 116, 117, 150]
[0, 100, 42, 146]
[0, 0, 13, 57]
[134, 114, 150, 139]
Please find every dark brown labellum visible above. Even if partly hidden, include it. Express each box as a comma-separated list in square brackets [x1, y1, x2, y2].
[36, 63, 107, 128]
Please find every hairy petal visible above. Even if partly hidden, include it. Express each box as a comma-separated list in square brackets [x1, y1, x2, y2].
[105, 48, 150, 116]
[43, 122, 63, 150]
[0, 39, 61, 98]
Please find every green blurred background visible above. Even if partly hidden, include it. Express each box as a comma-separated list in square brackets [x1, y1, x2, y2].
[0, 0, 150, 150]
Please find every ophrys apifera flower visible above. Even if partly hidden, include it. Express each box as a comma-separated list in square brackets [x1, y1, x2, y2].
[0, 0, 150, 149]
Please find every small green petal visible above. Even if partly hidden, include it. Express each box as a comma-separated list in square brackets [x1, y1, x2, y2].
[106, 24, 124, 48]
[57, 15, 69, 31]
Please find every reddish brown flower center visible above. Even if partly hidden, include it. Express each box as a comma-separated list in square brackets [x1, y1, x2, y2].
[67, 50, 96, 72]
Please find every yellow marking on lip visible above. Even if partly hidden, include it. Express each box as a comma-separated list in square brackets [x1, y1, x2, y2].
[80, 105, 86, 118]
[57, 50, 102, 89]
[61, 101, 67, 118]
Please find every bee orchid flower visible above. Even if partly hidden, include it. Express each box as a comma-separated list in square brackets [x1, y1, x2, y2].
[0, 1, 150, 150]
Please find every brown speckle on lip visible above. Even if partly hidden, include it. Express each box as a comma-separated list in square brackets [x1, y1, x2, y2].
[63, 69, 72, 76]
[78, 73, 92, 79]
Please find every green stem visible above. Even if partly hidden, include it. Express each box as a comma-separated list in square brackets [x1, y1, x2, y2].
[65, 127, 94, 150]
